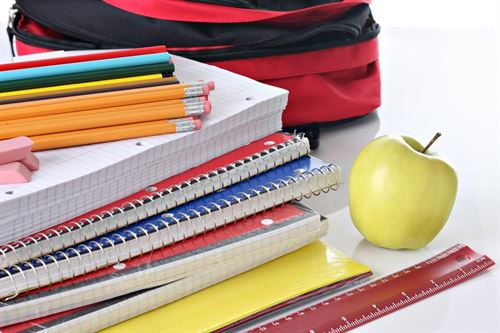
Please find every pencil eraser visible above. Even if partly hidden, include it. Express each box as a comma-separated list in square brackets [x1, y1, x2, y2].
[199, 96, 207, 102]
[21, 152, 39, 171]
[0, 162, 32, 185]
[207, 81, 215, 91]
[0, 136, 33, 165]
[203, 101, 212, 114]
[194, 119, 202, 130]
[202, 85, 210, 96]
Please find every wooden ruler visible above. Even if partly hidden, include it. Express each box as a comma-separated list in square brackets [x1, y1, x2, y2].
[248, 244, 495, 333]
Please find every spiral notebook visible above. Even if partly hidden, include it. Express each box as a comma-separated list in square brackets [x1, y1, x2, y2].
[0, 203, 328, 327]
[0, 53, 288, 245]
[0, 154, 339, 301]
[0, 133, 310, 269]
[1, 240, 372, 333]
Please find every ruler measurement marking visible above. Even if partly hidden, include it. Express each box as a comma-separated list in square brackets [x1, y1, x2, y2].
[248, 245, 495, 333]
[289, 260, 486, 333]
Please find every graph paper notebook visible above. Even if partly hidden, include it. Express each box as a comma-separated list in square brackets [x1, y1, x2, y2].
[0, 133, 310, 269]
[2, 239, 371, 333]
[0, 203, 328, 328]
[0, 53, 288, 245]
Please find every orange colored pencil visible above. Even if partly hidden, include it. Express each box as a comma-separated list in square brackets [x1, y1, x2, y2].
[0, 96, 208, 125]
[0, 101, 210, 139]
[0, 81, 214, 121]
[30, 119, 202, 151]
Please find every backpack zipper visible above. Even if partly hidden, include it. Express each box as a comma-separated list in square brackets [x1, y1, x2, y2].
[10, 25, 100, 51]
[9, 5, 379, 61]
[170, 23, 379, 62]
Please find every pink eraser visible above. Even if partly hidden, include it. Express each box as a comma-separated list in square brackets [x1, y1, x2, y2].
[207, 81, 215, 91]
[21, 152, 39, 171]
[194, 119, 202, 130]
[0, 162, 32, 185]
[198, 96, 207, 102]
[0, 136, 33, 165]
[203, 101, 212, 114]
[202, 85, 210, 95]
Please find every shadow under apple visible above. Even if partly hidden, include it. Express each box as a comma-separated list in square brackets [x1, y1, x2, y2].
[351, 239, 434, 276]
[304, 111, 381, 215]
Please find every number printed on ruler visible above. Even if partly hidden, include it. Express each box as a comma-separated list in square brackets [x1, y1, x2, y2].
[248, 244, 495, 333]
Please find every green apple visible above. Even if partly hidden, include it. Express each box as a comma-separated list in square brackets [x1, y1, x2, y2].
[349, 134, 458, 249]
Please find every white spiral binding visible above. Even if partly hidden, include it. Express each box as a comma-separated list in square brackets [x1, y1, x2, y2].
[0, 163, 340, 300]
[0, 135, 310, 270]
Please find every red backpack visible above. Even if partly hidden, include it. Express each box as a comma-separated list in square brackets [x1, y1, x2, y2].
[8, 0, 380, 148]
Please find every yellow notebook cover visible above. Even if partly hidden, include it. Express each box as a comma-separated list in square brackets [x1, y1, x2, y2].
[102, 241, 371, 333]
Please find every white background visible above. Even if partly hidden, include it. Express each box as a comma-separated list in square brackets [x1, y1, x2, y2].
[0, 1, 499, 332]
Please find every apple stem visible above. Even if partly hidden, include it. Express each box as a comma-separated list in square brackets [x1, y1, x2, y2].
[421, 132, 442, 153]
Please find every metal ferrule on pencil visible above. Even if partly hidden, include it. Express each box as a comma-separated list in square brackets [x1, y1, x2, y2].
[174, 119, 198, 132]
[183, 86, 206, 98]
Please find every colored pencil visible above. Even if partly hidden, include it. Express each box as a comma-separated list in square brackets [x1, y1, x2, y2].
[0, 74, 163, 99]
[1, 52, 171, 82]
[0, 82, 210, 120]
[0, 76, 179, 104]
[0, 46, 167, 71]
[0, 62, 175, 92]
[30, 119, 202, 151]
[0, 101, 210, 138]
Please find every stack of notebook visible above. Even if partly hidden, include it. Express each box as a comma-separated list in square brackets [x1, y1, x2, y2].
[0, 50, 287, 245]
[0, 130, 347, 329]
[0, 49, 370, 332]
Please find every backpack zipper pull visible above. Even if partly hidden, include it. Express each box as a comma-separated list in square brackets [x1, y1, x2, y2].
[8, 7, 18, 30]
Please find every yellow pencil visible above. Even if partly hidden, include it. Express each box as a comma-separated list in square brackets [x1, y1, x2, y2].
[30, 118, 202, 151]
[0, 101, 211, 138]
[0, 97, 207, 125]
[0, 82, 212, 121]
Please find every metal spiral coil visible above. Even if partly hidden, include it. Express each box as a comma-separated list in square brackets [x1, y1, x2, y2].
[0, 162, 340, 301]
[0, 135, 311, 271]
[0, 164, 340, 300]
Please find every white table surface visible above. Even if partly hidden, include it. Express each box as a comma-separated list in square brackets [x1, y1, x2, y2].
[0, 1, 499, 332]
